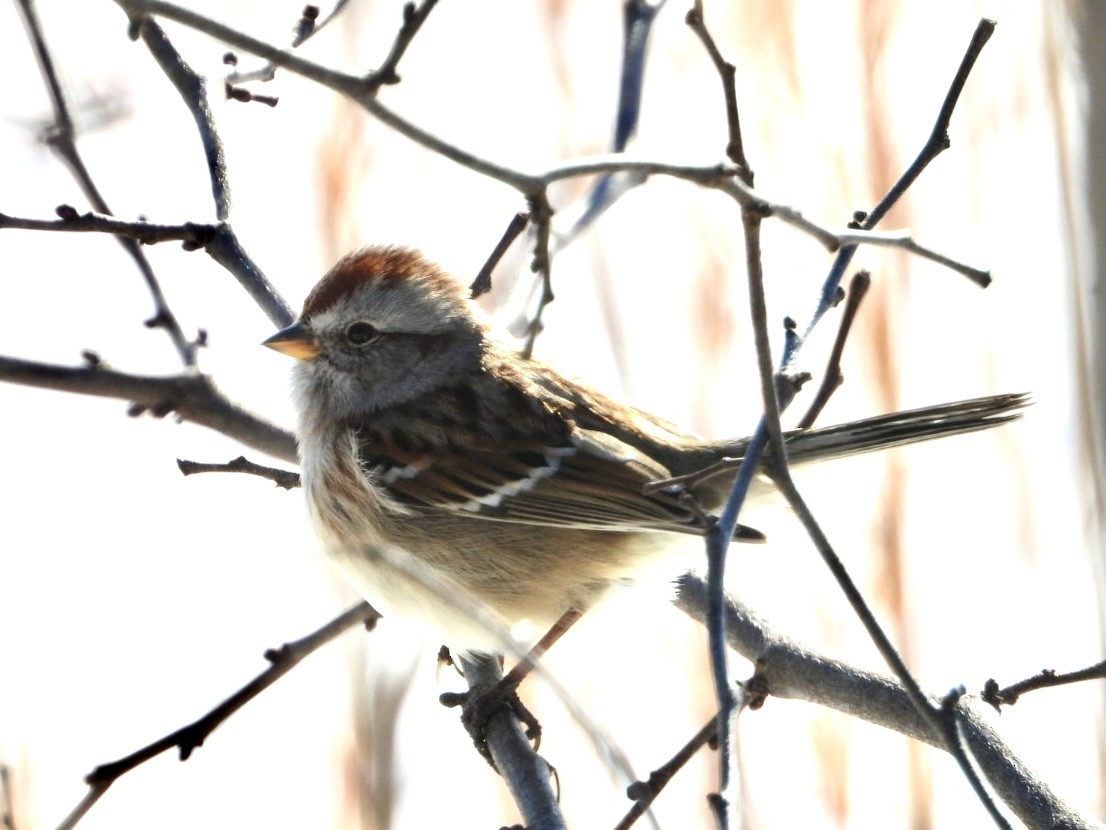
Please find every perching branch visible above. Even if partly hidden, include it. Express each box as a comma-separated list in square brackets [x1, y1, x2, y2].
[457, 655, 566, 830]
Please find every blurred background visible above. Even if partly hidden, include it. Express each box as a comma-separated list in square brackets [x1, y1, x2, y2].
[0, 1, 1101, 827]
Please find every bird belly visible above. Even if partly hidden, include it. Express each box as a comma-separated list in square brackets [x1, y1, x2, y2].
[301, 436, 677, 652]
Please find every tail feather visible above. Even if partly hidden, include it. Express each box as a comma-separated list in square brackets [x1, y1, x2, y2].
[780, 392, 1028, 466]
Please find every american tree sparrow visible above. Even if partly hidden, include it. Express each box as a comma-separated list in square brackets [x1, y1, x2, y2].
[265, 246, 1023, 654]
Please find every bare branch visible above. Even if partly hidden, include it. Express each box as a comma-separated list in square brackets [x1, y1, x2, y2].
[457, 655, 566, 830]
[615, 715, 718, 830]
[555, 0, 666, 247]
[365, 0, 440, 93]
[0, 208, 216, 247]
[136, 19, 231, 220]
[224, 2, 353, 86]
[834, 228, 990, 287]
[15, 0, 198, 365]
[470, 211, 529, 299]
[796, 271, 870, 429]
[177, 456, 301, 489]
[786, 17, 997, 362]
[983, 660, 1106, 710]
[106, 0, 992, 297]
[0, 355, 296, 463]
[56, 603, 380, 830]
[673, 575, 1097, 830]
[685, 1, 749, 178]
[865, 18, 997, 229]
[521, 192, 554, 359]
[686, 8, 759, 821]
[763, 472, 1012, 828]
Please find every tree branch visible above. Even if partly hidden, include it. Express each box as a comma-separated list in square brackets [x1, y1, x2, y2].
[176, 455, 301, 489]
[983, 660, 1106, 710]
[457, 655, 566, 830]
[15, 0, 199, 366]
[674, 575, 1095, 830]
[0, 355, 296, 463]
[55, 603, 380, 830]
[106, 0, 991, 295]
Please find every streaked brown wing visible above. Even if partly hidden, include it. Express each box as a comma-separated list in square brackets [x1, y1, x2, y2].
[354, 425, 707, 533]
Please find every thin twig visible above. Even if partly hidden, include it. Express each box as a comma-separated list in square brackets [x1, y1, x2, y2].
[0, 209, 216, 247]
[206, 226, 296, 328]
[176, 456, 301, 489]
[133, 17, 294, 327]
[365, 0, 440, 93]
[865, 19, 996, 230]
[521, 191, 554, 358]
[685, 20, 1004, 824]
[983, 660, 1106, 710]
[223, 83, 278, 107]
[834, 229, 990, 287]
[796, 271, 871, 429]
[556, 0, 666, 247]
[684, 8, 760, 822]
[137, 19, 231, 220]
[615, 715, 718, 830]
[15, 0, 198, 366]
[786, 17, 997, 363]
[107, 0, 991, 297]
[685, 1, 749, 179]
[55, 603, 380, 830]
[0, 217, 291, 330]
[744, 181, 1012, 827]
[769, 475, 1011, 828]
[224, 1, 353, 86]
[470, 211, 529, 298]
[615, 0, 666, 152]
[705, 205, 773, 830]
[738, 23, 1007, 826]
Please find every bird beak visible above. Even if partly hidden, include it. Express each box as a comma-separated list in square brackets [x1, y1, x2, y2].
[262, 321, 320, 360]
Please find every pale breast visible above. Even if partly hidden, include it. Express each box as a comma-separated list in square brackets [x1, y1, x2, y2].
[300, 429, 396, 550]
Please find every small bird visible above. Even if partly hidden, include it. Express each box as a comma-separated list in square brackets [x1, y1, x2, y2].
[264, 245, 1023, 655]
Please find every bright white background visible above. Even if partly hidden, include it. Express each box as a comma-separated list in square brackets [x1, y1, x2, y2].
[0, 1, 1100, 828]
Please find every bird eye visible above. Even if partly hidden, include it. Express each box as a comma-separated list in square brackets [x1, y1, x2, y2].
[345, 321, 378, 346]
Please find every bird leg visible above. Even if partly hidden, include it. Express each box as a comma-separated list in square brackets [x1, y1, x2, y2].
[440, 608, 582, 764]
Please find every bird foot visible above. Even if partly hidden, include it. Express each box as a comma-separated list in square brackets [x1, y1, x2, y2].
[440, 679, 542, 766]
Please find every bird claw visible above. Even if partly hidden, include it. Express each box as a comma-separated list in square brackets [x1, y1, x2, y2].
[440, 681, 542, 766]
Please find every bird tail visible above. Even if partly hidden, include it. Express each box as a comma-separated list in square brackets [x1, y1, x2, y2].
[778, 392, 1027, 465]
[670, 393, 1027, 519]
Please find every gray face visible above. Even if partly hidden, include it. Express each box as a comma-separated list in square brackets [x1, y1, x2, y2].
[293, 272, 485, 425]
